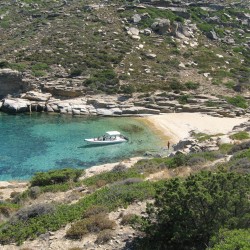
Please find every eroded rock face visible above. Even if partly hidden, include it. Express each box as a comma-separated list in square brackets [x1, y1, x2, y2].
[0, 69, 24, 98]
[1, 98, 30, 113]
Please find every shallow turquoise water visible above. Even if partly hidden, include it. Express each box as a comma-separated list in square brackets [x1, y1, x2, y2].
[0, 113, 164, 181]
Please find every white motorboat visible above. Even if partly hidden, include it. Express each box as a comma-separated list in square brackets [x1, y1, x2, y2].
[84, 131, 128, 145]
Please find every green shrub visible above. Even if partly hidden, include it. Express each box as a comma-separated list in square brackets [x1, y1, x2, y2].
[82, 168, 143, 187]
[30, 168, 83, 187]
[10, 63, 27, 72]
[121, 213, 138, 225]
[0, 181, 158, 244]
[0, 61, 10, 68]
[185, 81, 200, 90]
[231, 148, 250, 161]
[225, 95, 248, 109]
[31, 62, 49, 71]
[137, 171, 250, 250]
[85, 69, 119, 94]
[169, 80, 185, 91]
[229, 158, 250, 174]
[208, 229, 250, 250]
[70, 68, 82, 77]
[219, 143, 233, 154]
[229, 131, 250, 140]
[134, 152, 220, 174]
[0, 203, 20, 217]
[119, 84, 135, 95]
[178, 94, 190, 104]
[32, 70, 46, 77]
[198, 23, 214, 33]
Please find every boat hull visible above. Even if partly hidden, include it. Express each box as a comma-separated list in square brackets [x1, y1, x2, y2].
[84, 138, 127, 145]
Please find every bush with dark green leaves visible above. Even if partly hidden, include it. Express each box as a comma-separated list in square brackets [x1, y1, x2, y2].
[136, 171, 250, 250]
[30, 168, 83, 187]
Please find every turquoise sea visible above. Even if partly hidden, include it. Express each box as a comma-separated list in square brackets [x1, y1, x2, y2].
[0, 113, 165, 181]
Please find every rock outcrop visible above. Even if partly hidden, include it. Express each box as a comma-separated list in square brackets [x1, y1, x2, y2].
[0, 69, 25, 98]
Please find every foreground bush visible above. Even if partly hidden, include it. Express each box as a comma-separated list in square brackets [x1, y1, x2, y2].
[30, 168, 83, 186]
[136, 171, 250, 250]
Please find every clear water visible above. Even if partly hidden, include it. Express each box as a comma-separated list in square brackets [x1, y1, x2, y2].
[0, 113, 164, 181]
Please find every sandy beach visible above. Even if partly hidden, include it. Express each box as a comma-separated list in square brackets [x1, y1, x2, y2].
[146, 113, 249, 144]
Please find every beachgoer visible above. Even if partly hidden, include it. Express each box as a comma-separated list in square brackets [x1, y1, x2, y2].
[167, 141, 170, 150]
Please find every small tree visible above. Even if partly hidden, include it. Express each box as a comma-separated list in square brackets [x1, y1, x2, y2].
[138, 171, 250, 250]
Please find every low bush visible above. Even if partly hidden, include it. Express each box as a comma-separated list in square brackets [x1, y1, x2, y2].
[225, 95, 248, 109]
[30, 168, 83, 187]
[65, 220, 88, 239]
[0, 181, 158, 244]
[113, 178, 143, 186]
[14, 203, 55, 222]
[229, 141, 250, 154]
[28, 186, 41, 199]
[134, 151, 222, 173]
[83, 205, 109, 218]
[66, 214, 115, 239]
[231, 148, 250, 161]
[208, 229, 250, 250]
[219, 143, 233, 154]
[121, 213, 138, 225]
[70, 68, 82, 77]
[0, 61, 10, 68]
[185, 81, 200, 90]
[0, 203, 19, 217]
[82, 168, 143, 187]
[178, 95, 191, 104]
[95, 229, 113, 244]
[229, 158, 250, 174]
[111, 163, 127, 173]
[229, 131, 250, 140]
[186, 156, 206, 166]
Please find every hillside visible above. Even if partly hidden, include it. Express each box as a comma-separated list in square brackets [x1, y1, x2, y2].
[0, 1, 250, 249]
[0, 0, 249, 98]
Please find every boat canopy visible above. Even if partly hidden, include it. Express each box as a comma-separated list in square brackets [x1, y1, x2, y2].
[105, 131, 121, 136]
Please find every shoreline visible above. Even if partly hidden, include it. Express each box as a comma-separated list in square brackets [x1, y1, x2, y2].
[0, 112, 248, 199]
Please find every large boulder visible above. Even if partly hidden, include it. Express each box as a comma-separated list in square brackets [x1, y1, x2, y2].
[22, 91, 52, 102]
[1, 98, 30, 113]
[0, 69, 24, 98]
[151, 18, 171, 35]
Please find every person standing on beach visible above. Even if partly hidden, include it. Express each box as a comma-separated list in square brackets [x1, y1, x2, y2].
[167, 141, 170, 150]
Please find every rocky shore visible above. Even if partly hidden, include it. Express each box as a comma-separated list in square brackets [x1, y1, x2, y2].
[1, 88, 249, 119]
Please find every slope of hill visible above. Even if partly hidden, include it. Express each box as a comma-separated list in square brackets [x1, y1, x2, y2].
[0, 0, 249, 98]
